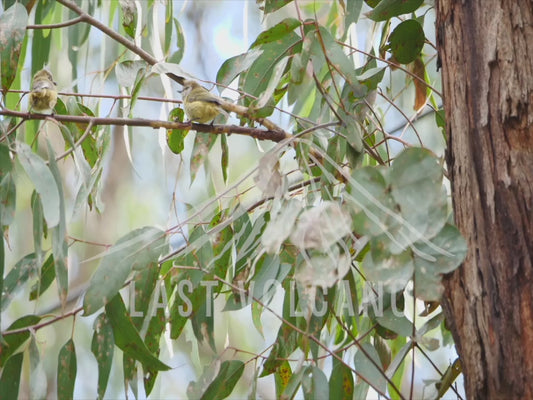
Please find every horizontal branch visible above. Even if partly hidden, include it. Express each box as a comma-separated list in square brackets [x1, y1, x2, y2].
[0, 108, 290, 142]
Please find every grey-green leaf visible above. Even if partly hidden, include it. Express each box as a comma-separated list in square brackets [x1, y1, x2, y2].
[16, 142, 60, 227]
[0, 3, 28, 93]
[354, 343, 387, 394]
[91, 313, 115, 400]
[57, 339, 77, 400]
[83, 226, 168, 315]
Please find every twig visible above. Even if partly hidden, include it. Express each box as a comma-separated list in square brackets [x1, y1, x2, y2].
[0, 108, 289, 143]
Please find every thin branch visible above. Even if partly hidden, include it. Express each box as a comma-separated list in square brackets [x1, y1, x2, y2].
[26, 16, 83, 29]
[55, 120, 94, 162]
[0, 108, 289, 143]
[2, 306, 83, 336]
[330, 310, 405, 400]
[55, 0, 161, 72]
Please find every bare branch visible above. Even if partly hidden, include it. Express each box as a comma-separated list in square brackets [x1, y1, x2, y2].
[0, 108, 289, 143]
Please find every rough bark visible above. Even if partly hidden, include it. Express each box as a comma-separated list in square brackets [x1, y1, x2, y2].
[436, 1, 533, 398]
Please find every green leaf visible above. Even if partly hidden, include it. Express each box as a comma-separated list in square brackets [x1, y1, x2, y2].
[252, 256, 287, 304]
[168, 17, 185, 64]
[330, 357, 354, 400]
[242, 31, 301, 99]
[388, 19, 425, 64]
[208, 211, 233, 279]
[200, 360, 245, 400]
[31, 191, 44, 261]
[0, 173, 16, 227]
[167, 107, 188, 154]
[0, 224, 3, 329]
[46, 141, 69, 305]
[0, 143, 12, 174]
[143, 305, 167, 396]
[264, 0, 293, 13]
[0, 315, 42, 367]
[220, 134, 229, 183]
[91, 313, 115, 400]
[2, 253, 38, 311]
[105, 294, 171, 371]
[281, 366, 305, 399]
[261, 288, 298, 376]
[28, 337, 47, 399]
[16, 142, 60, 227]
[29, 253, 55, 300]
[0, 352, 23, 400]
[251, 18, 301, 48]
[354, 343, 387, 394]
[190, 283, 216, 352]
[347, 167, 395, 236]
[302, 366, 329, 400]
[0, 3, 27, 94]
[375, 308, 414, 337]
[57, 339, 77, 400]
[274, 361, 292, 398]
[83, 226, 168, 315]
[436, 358, 462, 399]
[216, 49, 263, 88]
[367, 0, 424, 22]
[344, 0, 364, 27]
[308, 27, 364, 90]
[363, 247, 414, 293]
[414, 224, 467, 301]
[389, 148, 447, 250]
[120, 0, 137, 38]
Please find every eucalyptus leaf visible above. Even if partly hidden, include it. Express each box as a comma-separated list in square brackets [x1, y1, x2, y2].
[367, 0, 424, 22]
[290, 201, 352, 251]
[16, 142, 60, 228]
[363, 247, 414, 293]
[105, 294, 171, 371]
[0, 352, 23, 400]
[83, 226, 168, 315]
[389, 20, 425, 64]
[0, 315, 42, 367]
[201, 360, 244, 400]
[91, 313, 114, 400]
[354, 343, 387, 394]
[251, 18, 301, 48]
[57, 339, 77, 400]
[0, 3, 27, 93]
[216, 49, 263, 88]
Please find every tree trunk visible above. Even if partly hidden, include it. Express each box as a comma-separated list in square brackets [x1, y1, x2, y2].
[436, 1, 533, 398]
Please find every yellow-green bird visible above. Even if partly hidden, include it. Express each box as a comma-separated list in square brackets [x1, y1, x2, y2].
[181, 80, 228, 124]
[29, 69, 57, 114]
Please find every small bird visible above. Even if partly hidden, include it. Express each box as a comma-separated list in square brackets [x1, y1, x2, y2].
[29, 69, 57, 114]
[181, 80, 228, 124]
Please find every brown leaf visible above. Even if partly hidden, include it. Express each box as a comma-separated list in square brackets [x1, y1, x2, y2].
[412, 57, 428, 110]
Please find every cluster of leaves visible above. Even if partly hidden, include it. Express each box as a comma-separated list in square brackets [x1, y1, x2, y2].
[1, 0, 466, 399]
